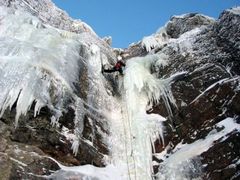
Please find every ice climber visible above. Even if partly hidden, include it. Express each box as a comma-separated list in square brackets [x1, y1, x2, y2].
[102, 56, 126, 75]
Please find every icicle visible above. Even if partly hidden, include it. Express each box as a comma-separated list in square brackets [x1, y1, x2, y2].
[141, 27, 169, 52]
[71, 138, 80, 157]
[70, 97, 85, 156]
[34, 99, 45, 117]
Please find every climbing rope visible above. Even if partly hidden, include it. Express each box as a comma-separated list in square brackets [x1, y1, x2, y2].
[121, 91, 137, 180]
[121, 104, 133, 180]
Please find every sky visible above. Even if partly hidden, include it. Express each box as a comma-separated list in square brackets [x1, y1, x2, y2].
[52, 0, 239, 48]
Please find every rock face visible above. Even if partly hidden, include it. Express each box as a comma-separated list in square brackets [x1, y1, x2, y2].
[133, 8, 240, 180]
[0, 0, 239, 179]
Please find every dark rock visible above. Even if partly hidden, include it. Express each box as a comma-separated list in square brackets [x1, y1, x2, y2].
[3, 107, 109, 167]
[202, 133, 240, 180]
[0, 142, 60, 180]
[0, 137, 8, 152]
[124, 6, 240, 180]
[122, 42, 148, 60]
[0, 153, 11, 180]
[218, 9, 240, 55]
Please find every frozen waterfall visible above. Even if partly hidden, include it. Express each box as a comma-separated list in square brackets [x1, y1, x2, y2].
[0, 6, 112, 157]
[2, 4, 240, 180]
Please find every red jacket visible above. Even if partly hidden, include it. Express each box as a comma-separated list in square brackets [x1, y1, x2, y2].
[114, 61, 125, 70]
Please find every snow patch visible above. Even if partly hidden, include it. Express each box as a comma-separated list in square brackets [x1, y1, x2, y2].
[10, 157, 27, 167]
[168, 27, 202, 55]
[171, 13, 190, 19]
[45, 157, 124, 180]
[227, 6, 240, 15]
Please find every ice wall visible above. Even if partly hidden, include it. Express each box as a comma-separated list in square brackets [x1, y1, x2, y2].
[0, 6, 114, 157]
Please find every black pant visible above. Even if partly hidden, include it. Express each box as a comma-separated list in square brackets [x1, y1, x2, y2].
[103, 67, 123, 74]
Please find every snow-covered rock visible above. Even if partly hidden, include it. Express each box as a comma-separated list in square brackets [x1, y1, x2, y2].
[166, 13, 215, 38]
[141, 13, 214, 53]
[0, 0, 96, 35]
[137, 7, 240, 180]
